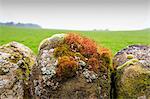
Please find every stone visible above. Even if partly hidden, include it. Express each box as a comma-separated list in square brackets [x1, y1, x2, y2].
[30, 33, 112, 99]
[113, 45, 150, 98]
[0, 42, 36, 99]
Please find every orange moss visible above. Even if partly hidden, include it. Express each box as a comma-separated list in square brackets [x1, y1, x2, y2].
[65, 33, 82, 45]
[91, 53, 100, 59]
[97, 47, 112, 68]
[55, 33, 112, 74]
[80, 37, 97, 56]
[65, 33, 97, 56]
[56, 56, 78, 78]
[87, 57, 100, 72]
[97, 47, 112, 57]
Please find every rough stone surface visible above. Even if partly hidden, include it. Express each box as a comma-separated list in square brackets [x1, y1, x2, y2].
[0, 42, 36, 99]
[113, 45, 150, 98]
[30, 34, 111, 99]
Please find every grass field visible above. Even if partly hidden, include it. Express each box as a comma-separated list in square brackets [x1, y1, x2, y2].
[0, 26, 150, 55]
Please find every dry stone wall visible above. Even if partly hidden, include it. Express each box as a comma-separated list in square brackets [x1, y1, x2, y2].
[0, 34, 150, 99]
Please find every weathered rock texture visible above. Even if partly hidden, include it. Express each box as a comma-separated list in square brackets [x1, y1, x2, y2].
[30, 33, 112, 99]
[0, 42, 36, 99]
[113, 45, 150, 99]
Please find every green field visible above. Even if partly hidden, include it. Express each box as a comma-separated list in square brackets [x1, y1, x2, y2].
[0, 26, 150, 55]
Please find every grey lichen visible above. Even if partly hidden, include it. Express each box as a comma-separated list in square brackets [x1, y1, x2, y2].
[78, 60, 86, 67]
[38, 34, 65, 51]
[41, 66, 56, 76]
[83, 69, 98, 83]
[0, 41, 36, 99]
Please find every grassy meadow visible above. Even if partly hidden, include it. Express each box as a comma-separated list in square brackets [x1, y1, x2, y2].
[0, 26, 150, 55]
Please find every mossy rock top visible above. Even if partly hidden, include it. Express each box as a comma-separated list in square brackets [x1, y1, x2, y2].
[113, 45, 150, 69]
[38, 34, 65, 51]
[0, 41, 36, 99]
[113, 45, 150, 98]
[31, 33, 112, 98]
[0, 41, 35, 65]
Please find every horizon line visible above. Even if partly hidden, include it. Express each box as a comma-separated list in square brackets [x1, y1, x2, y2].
[0, 21, 149, 31]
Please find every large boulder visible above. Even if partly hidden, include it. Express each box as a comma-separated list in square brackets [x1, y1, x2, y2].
[0, 42, 36, 99]
[113, 45, 150, 98]
[30, 33, 112, 99]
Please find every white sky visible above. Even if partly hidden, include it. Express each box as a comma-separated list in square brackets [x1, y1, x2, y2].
[0, 0, 150, 30]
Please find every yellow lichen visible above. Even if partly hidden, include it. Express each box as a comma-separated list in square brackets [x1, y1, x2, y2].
[117, 59, 139, 70]
[127, 54, 134, 59]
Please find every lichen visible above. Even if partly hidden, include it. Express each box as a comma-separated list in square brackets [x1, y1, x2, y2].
[38, 34, 65, 51]
[117, 58, 139, 70]
[0, 41, 36, 99]
[83, 69, 98, 82]
[127, 54, 134, 59]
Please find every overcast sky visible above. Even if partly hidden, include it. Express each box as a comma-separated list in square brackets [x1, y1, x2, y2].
[0, 0, 150, 30]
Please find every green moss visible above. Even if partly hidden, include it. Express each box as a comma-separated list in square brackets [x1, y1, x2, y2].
[53, 44, 85, 60]
[2, 47, 33, 80]
[116, 64, 150, 98]
[54, 44, 71, 57]
[96, 72, 111, 99]
[15, 61, 31, 81]
[75, 53, 85, 62]
[16, 69, 24, 79]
